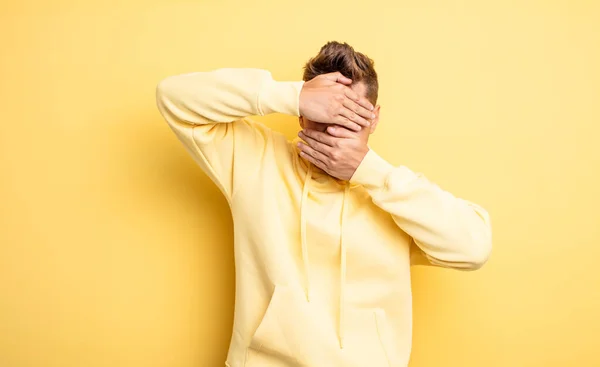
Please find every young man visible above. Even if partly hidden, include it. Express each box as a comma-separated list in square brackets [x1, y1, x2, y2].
[155, 41, 492, 367]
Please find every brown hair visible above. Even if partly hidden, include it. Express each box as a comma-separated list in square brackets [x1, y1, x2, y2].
[302, 41, 379, 105]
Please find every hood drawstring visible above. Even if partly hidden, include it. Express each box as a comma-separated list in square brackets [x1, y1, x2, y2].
[299, 161, 351, 349]
[300, 163, 313, 302]
[339, 183, 350, 349]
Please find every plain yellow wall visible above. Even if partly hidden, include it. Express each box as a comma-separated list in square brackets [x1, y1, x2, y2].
[1, 1, 599, 366]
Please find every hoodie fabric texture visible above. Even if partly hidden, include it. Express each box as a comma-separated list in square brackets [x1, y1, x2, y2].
[155, 68, 492, 367]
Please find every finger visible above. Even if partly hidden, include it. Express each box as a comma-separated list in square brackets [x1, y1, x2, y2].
[343, 87, 361, 102]
[297, 141, 330, 166]
[323, 71, 352, 85]
[299, 131, 333, 155]
[300, 151, 330, 173]
[340, 100, 372, 128]
[333, 115, 362, 132]
[343, 88, 374, 112]
[301, 129, 336, 147]
[327, 125, 358, 139]
[343, 98, 376, 123]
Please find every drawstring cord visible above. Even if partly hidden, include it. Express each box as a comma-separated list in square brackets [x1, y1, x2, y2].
[300, 163, 312, 302]
[339, 183, 350, 348]
[299, 159, 351, 348]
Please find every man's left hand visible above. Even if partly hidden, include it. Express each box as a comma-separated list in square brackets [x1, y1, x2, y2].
[297, 126, 369, 181]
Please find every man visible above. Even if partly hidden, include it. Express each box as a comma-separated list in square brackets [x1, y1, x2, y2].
[155, 41, 492, 367]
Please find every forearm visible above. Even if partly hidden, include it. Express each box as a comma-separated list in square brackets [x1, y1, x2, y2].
[156, 68, 305, 126]
[350, 149, 492, 270]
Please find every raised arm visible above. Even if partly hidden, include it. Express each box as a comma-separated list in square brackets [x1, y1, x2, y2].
[155, 68, 304, 201]
[155, 68, 376, 202]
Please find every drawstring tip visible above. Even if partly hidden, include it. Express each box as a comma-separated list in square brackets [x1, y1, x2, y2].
[339, 337, 345, 349]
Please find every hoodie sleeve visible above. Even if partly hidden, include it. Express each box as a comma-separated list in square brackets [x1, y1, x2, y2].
[155, 68, 305, 202]
[349, 149, 492, 270]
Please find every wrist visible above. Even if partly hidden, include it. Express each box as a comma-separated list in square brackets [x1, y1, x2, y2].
[259, 79, 305, 116]
[349, 148, 394, 190]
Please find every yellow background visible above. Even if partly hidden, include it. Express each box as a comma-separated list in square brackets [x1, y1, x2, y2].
[1, 0, 599, 366]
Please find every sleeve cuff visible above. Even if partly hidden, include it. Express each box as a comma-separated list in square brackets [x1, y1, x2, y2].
[258, 79, 305, 117]
[349, 149, 395, 190]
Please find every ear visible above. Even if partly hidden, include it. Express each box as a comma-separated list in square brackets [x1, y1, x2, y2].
[369, 105, 381, 134]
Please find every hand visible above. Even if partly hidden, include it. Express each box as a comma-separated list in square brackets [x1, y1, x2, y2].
[297, 126, 369, 181]
[299, 72, 376, 132]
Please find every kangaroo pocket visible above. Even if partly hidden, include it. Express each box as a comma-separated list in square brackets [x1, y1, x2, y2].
[342, 307, 395, 367]
[245, 285, 396, 367]
[246, 285, 323, 367]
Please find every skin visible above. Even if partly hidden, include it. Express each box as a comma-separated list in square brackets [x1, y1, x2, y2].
[297, 75, 381, 181]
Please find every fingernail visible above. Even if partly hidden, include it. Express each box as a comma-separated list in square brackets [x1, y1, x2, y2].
[371, 113, 376, 119]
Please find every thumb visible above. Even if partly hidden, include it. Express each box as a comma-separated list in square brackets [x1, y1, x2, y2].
[323, 71, 352, 85]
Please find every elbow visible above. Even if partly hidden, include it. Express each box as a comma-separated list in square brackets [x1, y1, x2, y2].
[461, 226, 492, 271]
[430, 224, 492, 271]
[459, 202, 493, 270]
[417, 234, 492, 271]
[462, 240, 491, 270]
[155, 77, 181, 121]
[156, 77, 174, 105]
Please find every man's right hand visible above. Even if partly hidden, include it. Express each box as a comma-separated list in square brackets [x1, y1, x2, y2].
[298, 72, 375, 132]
